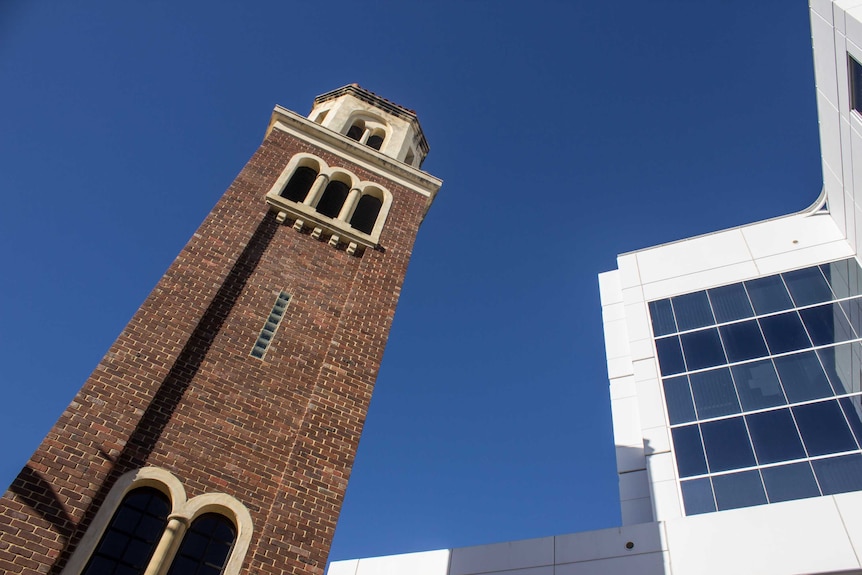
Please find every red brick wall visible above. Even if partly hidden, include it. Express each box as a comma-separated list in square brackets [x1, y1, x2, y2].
[0, 126, 430, 574]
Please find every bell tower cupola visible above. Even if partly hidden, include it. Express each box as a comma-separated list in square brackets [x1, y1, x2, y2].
[308, 84, 430, 168]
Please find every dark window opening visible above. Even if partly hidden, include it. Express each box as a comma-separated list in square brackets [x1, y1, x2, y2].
[851, 55, 862, 115]
[280, 166, 317, 203]
[166, 513, 236, 575]
[366, 134, 384, 150]
[82, 487, 170, 575]
[405, 149, 415, 166]
[316, 181, 350, 218]
[346, 123, 364, 141]
[349, 195, 383, 234]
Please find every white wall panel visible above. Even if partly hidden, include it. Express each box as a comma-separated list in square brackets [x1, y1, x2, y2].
[329, 560, 359, 575]
[665, 497, 859, 575]
[603, 319, 631, 361]
[754, 239, 854, 275]
[598, 270, 623, 306]
[555, 552, 668, 575]
[640, 261, 758, 301]
[354, 551, 451, 575]
[642, 426, 670, 455]
[619, 470, 650, 501]
[635, 231, 750, 285]
[617, 254, 641, 290]
[449, 538, 552, 575]
[620, 497, 654, 525]
[609, 375, 636, 400]
[554, 522, 666, 564]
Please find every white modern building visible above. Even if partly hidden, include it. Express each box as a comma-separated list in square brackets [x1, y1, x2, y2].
[326, 1, 862, 573]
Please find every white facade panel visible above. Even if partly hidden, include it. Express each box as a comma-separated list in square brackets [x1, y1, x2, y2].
[664, 498, 860, 575]
[449, 537, 552, 575]
[554, 523, 666, 564]
[640, 260, 758, 301]
[598, 270, 623, 306]
[554, 553, 668, 575]
[609, 375, 636, 401]
[329, 559, 359, 575]
[619, 498, 653, 525]
[752, 238, 853, 274]
[634, 230, 750, 285]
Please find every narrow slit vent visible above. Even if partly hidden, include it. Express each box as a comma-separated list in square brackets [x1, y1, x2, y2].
[251, 291, 290, 359]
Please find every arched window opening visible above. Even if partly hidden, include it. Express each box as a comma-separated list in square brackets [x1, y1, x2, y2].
[316, 181, 350, 218]
[280, 166, 318, 202]
[346, 121, 364, 141]
[350, 194, 383, 234]
[404, 149, 415, 166]
[366, 133, 384, 151]
[82, 487, 170, 575]
[166, 513, 236, 575]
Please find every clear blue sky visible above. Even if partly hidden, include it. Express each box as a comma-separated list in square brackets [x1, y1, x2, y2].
[0, 0, 822, 563]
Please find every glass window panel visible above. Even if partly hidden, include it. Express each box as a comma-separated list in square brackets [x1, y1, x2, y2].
[719, 320, 768, 363]
[680, 328, 726, 371]
[649, 299, 677, 337]
[758, 312, 812, 355]
[655, 336, 686, 376]
[812, 454, 862, 495]
[818, 342, 862, 395]
[799, 303, 855, 346]
[745, 276, 793, 315]
[731, 359, 786, 410]
[680, 478, 715, 515]
[793, 400, 858, 456]
[745, 409, 806, 465]
[167, 514, 236, 575]
[783, 267, 835, 307]
[761, 462, 821, 503]
[700, 417, 756, 472]
[712, 470, 767, 511]
[822, 259, 862, 299]
[671, 425, 708, 478]
[689, 368, 740, 419]
[672, 291, 714, 331]
[773, 351, 834, 403]
[663, 376, 696, 425]
[708, 283, 754, 323]
[839, 297, 862, 339]
[840, 396, 862, 446]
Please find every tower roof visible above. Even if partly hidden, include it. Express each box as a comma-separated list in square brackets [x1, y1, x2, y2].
[313, 84, 418, 121]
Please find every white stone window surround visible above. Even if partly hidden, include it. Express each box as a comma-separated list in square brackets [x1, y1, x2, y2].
[61, 467, 253, 575]
[343, 111, 389, 149]
[265, 152, 394, 249]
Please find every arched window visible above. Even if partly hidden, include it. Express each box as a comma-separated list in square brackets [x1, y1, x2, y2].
[346, 121, 364, 141]
[166, 513, 236, 575]
[316, 181, 350, 218]
[280, 166, 318, 203]
[82, 487, 170, 575]
[366, 133, 384, 151]
[350, 194, 383, 234]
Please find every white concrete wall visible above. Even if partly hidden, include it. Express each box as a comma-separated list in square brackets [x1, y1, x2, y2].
[327, 492, 862, 575]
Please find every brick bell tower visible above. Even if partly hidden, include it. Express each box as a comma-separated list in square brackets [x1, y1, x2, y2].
[0, 85, 441, 575]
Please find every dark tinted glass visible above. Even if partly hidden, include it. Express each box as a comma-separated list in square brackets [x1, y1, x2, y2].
[761, 463, 820, 503]
[701, 417, 755, 472]
[841, 396, 862, 444]
[712, 470, 767, 510]
[812, 454, 862, 495]
[783, 267, 834, 306]
[655, 336, 686, 376]
[672, 291, 714, 331]
[83, 488, 170, 575]
[746, 409, 805, 464]
[166, 513, 236, 575]
[680, 329, 726, 371]
[839, 297, 862, 339]
[731, 359, 786, 410]
[793, 400, 857, 456]
[366, 134, 384, 150]
[773, 351, 833, 403]
[663, 376, 696, 425]
[672, 425, 708, 477]
[745, 276, 793, 315]
[818, 342, 862, 395]
[719, 320, 768, 362]
[708, 283, 754, 323]
[799, 304, 854, 346]
[680, 478, 715, 515]
[689, 368, 740, 419]
[758, 312, 811, 354]
[822, 259, 862, 299]
[649, 299, 677, 336]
